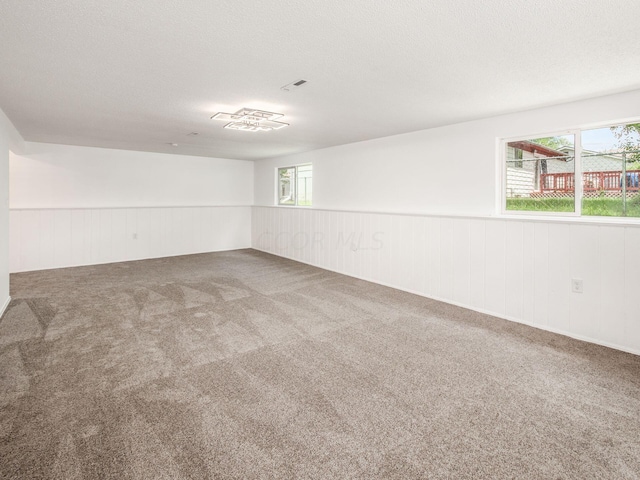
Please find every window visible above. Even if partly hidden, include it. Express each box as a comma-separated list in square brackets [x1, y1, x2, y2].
[581, 124, 640, 217]
[278, 164, 312, 206]
[508, 146, 524, 168]
[502, 121, 640, 218]
[505, 134, 576, 213]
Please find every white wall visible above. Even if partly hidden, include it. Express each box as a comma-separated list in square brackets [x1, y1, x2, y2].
[0, 107, 23, 317]
[9, 142, 254, 272]
[253, 208, 640, 355]
[252, 89, 640, 355]
[255, 89, 640, 213]
[10, 206, 251, 272]
[0, 114, 10, 315]
[11, 142, 253, 208]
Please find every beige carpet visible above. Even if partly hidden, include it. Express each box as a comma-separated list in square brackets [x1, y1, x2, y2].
[0, 249, 639, 479]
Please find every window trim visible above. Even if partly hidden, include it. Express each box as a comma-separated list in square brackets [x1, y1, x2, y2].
[276, 163, 312, 207]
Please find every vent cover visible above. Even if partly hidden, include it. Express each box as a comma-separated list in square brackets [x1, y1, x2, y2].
[281, 79, 308, 92]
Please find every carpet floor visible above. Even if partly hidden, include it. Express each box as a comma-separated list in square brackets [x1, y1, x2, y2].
[0, 249, 639, 479]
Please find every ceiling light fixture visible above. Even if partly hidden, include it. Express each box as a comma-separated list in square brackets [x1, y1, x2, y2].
[210, 108, 289, 132]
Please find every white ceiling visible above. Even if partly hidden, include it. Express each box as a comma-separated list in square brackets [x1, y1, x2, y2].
[1, 0, 639, 161]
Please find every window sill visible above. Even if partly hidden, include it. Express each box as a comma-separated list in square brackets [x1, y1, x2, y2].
[496, 212, 640, 226]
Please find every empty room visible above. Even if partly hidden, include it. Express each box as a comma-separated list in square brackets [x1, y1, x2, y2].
[1, 1, 639, 478]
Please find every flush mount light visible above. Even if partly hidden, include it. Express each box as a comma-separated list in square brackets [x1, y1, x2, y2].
[210, 108, 289, 132]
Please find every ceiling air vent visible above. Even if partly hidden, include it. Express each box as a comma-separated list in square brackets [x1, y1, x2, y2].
[281, 79, 308, 92]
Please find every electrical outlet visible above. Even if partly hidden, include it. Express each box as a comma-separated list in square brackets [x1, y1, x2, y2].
[571, 278, 583, 293]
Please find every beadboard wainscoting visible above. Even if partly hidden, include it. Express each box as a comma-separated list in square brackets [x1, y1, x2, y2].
[252, 206, 640, 355]
[10, 206, 251, 273]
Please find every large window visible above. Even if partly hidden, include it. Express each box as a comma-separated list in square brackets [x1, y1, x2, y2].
[503, 122, 640, 218]
[278, 164, 312, 206]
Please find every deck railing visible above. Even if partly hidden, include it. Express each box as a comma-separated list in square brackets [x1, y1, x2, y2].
[541, 170, 640, 193]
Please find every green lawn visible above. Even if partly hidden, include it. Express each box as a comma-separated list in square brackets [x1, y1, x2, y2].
[507, 196, 640, 217]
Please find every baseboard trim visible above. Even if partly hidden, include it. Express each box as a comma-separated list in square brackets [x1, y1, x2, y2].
[251, 247, 640, 358]
[0, 296, 11, 320]
[9, 246, 252, 274]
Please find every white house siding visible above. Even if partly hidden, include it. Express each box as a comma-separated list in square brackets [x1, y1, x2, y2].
[582, 154, 624, 173]
[506, 167, 535, 197]
[545, 158, 573, 174]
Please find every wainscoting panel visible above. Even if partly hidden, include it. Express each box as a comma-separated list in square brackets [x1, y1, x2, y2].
[252, 206, 640, 355]
[10, 206, 252, 273]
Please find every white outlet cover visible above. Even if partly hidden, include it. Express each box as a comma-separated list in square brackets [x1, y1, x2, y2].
[571, 278, 583, 293]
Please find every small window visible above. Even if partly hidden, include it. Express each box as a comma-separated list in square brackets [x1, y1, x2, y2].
[278, 164, 312, 206]
[509, 147, 524, 168]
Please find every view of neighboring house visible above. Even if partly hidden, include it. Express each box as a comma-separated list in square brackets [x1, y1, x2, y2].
[506, 140, 639, 198]
[506, 140, 571, 197]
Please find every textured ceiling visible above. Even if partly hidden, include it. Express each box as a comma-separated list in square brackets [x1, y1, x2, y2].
[1, 0, 639, 160]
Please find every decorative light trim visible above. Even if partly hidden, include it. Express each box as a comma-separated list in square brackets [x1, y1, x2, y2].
[211, 108, 289, 132]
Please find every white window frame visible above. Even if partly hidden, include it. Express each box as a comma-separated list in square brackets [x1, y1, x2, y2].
[276, 163, 312, 207]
